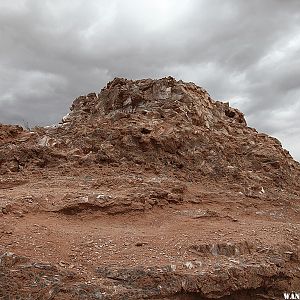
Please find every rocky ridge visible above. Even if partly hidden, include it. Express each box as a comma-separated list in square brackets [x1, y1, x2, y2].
[0, 77, 300, 299]
[1, 77, 300, 195]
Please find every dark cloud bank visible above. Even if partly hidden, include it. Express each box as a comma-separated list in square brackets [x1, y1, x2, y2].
[1, 0, 300, 160]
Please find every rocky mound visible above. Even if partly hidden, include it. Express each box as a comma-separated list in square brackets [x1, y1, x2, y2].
[1, 77, 299, 196]
[1, 77, 300, 299]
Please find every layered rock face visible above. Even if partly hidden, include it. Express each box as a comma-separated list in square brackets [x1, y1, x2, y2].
[1, 77, 300, 300]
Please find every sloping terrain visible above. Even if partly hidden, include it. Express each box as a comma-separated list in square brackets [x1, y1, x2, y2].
[0, 77, 300, 299]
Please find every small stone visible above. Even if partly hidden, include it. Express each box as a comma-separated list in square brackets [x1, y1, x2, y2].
[184, 261, 194, 269]
[135, 242, 148, 247]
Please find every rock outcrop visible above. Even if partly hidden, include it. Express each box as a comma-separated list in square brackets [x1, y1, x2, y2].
[1, 77, 299, 195]
[0, 77, 300, 299]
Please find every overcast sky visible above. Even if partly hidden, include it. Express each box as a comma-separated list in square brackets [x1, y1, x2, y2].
[1, 0, 300, 161]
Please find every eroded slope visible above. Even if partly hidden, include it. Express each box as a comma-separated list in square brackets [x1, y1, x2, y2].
[0, 77, 300, 299]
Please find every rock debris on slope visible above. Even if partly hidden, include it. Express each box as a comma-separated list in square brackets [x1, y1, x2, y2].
[0, 77, 300, 299]
[1, 77, 299, 194]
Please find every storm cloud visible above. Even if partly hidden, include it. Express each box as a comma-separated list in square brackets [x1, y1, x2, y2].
[0, 0, 300, 160]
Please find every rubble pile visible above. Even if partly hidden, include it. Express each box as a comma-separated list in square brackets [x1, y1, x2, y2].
[1, 77, 299, 194]
[1, 77, 300, 299]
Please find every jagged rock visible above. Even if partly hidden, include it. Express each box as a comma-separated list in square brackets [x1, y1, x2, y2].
[0, 77, 300, 299]
[0, 251, 298, 299]
[2, 77, 299, 194]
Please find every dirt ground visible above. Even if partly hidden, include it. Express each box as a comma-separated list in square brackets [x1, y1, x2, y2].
[1, 167, 300, 299]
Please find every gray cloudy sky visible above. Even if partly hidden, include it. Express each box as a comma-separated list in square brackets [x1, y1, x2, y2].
[1, 0, 300, 161]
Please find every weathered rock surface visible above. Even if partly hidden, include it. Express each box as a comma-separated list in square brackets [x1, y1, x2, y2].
[0, 77, 300, 299]
[1, 242, 299, 299]
[1, 77, 299, 194]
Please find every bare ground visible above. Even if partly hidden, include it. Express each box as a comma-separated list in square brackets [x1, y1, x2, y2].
[1, 166, 300, 299]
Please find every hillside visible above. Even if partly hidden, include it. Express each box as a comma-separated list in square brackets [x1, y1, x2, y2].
[0, 77, 300, 299]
